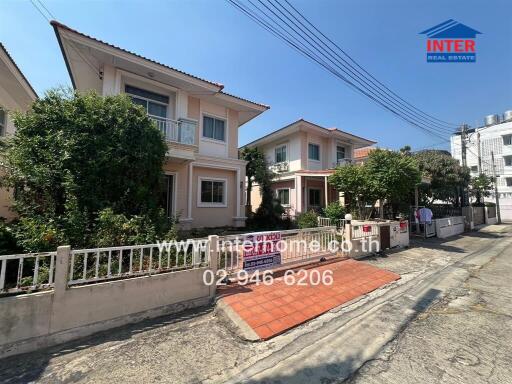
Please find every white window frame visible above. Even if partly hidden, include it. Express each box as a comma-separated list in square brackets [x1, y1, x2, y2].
[276, 188, 291, 206]
[336, 145, 346, 161]
[197, 176, 228, 207]
[274, 144, 287, 163]
[125, 84, 170, 120]
[201, 114, 227, 143]
[308, 143, 321, 162]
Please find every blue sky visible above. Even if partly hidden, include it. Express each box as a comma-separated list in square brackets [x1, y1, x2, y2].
[1, 0, 511, 150]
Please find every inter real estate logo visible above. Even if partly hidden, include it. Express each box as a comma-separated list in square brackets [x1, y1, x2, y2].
[420, 19, 481, 63]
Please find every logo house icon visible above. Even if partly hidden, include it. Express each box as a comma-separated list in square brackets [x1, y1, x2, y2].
[420, 19, 482, 63]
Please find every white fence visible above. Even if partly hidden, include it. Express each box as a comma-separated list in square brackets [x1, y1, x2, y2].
[69, 240, 209, 286]
[0, 252, 56, 294]
[218, 226, 338, 275]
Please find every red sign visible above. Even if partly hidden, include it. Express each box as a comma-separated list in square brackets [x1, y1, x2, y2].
[362, 225, 372, 233]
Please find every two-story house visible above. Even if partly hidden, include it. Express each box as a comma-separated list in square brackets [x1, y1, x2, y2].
[0, 43, 38, 220]
[244, 119, 375, 216]
[52, 21, 269, 229]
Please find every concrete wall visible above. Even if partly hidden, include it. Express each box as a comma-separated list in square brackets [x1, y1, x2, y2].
[435, 217, 465, 238]
[0, 246, 216, 359]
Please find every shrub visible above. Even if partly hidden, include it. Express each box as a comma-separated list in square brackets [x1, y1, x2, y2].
[0, 220, 21, 255]
[322, 202, 346, 222]
[297, 210, 318, 229]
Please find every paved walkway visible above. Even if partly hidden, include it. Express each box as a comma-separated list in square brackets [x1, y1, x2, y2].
[218, 259, 400, 340]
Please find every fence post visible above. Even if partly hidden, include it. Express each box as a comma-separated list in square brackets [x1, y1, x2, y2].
[54, 246, 71, 299]
[207, 235, 219, 300]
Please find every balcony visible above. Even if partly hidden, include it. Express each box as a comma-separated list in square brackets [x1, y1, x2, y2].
[332, 158, 353, 168]
[149, 115, 197, 146]
[269, 161, 289, 173]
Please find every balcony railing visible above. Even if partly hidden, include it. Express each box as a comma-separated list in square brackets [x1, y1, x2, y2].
[332, 158, 353, 168]
[149, 115, 197, 145]
[269, 161, 289, 173]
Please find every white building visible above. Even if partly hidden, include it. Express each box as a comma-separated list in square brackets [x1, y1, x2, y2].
[450, 111, 512, 222]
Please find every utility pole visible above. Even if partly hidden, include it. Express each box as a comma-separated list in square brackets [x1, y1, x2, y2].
[460, 124, 469, 206]
[491, 151, 502, 224]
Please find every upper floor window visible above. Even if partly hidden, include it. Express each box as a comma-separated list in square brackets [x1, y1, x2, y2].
[275, 145, 287, 163]
[203, 116, 225, 141]
[505, 156, 512, 167]
[506, 178, 512, 187]
[125, 85, 168, 119]
[503, 135, 512, 146]
[276, 189, 290, 206]
[470, 165, 478, 173]
[308, 143, 320, 161]
[0, 108, 5, 136]
[336, 145, 346, 161]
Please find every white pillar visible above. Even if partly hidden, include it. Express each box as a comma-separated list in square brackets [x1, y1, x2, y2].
[296, 175, 302, 215]
[304, 177, 308, 212]
[236, 168, 241, 217]
[187, 163, 193, 219]
[324, 176, 329, 207]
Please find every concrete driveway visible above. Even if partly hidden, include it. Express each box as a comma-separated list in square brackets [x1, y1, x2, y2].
[0, 225, 510, 384]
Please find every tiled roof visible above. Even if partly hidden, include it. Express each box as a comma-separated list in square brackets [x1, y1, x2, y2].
[354, 146, 376, 159]
[0, 43, 38, 99]
[219, 90, 269, 110]
[51, 20, 224, 89]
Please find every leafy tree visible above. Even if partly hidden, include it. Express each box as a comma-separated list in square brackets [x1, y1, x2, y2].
[2, 88, 170, 251]
[240, 146, 267, 214]
[297, 210, 318, 229]
[414, 150, 470, 206]
[322, 201, 346, 222]
[469, 173, 493, 206]
[243, 147, 285, 229]
[329, 149, 420, 219]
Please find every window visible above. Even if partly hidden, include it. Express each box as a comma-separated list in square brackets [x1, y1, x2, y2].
[507, 178, 512, 187]
[505, 156, 512, 167]
[200, 179, 226, 205]
[308, 143, 320, 161]
[503, 135, 512, 146]
[275, 145, 287, 163]
[309, 189, 321, 206]
[470, 166, 478, 173]
[125, 85, 168, 119]
[277, 189, 290, 205]
[203, 116, 225, 141]
[336, 145, 345, 161]
[0, 108, 5, 136]
[161, 174, 175, 219]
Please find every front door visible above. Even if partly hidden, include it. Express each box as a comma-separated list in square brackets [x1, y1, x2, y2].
[162, 174, 175, 219]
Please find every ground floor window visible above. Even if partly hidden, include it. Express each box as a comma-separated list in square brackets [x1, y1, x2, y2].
[277, 188, 290, 206]
[309, 189, 321, 206]
[161, 174, 175, 219]
[200, 178, 226, 205]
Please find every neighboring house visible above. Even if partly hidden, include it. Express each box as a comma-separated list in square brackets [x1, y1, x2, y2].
[243, 119, 375, 216]
[51, 21, 269, 229]
[353, 146, 376, 163]
[0, 43, 38, 220]
[451, 111, 512, 222]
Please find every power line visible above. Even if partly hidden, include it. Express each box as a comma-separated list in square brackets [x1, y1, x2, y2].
[266, 0, 456, 132]
[279, 0, 459, 129]
[227, 0, 450, 141]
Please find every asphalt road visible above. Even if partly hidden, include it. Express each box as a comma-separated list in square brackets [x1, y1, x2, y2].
[0, 225, 510, 384]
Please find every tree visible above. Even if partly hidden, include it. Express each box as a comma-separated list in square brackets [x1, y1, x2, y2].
[414, 150, 470, 206]
[469, 173, 493, 205]
[329, 149, 420, 219]
[240, 146, 267, 214]
[2, 88, 169, 250]
[242, 147, 285, 229]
